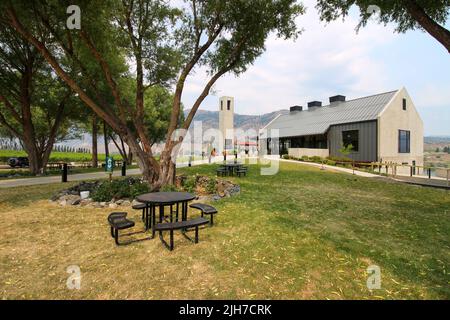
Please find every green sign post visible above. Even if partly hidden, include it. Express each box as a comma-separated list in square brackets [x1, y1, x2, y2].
[105, 156, 114, 181]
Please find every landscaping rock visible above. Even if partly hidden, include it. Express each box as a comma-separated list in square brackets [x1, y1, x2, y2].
[109, 203, 118, 209]
[121, 200, 131, 207]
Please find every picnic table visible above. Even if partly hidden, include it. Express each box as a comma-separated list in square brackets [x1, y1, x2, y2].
[136, 192, 196, 236]
[220, 162, 243, 176]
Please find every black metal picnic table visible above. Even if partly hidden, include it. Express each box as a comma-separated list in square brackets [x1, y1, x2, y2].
[136, 192, 196, 236]
[220, 162, 243, 176]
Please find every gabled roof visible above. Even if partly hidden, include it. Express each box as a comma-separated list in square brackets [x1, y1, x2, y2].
[264, 90, 398, 137]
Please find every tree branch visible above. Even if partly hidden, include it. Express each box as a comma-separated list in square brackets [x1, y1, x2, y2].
[403, 0, 450, 53]
[5, 6, 125, 134]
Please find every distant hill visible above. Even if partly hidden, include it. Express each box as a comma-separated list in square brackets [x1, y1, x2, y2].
[424, 136, 450, 144]
[184, 108, 287, 132]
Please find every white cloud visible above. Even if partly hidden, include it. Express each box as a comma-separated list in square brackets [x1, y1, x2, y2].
[181, 0, 399, 114]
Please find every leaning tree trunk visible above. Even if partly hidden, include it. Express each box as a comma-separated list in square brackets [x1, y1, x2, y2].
[92, 116, 98, 168]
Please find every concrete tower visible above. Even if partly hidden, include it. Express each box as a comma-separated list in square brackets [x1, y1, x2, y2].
[219, 96, 234, 150]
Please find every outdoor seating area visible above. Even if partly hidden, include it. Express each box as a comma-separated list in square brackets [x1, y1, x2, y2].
[108, 191, 219, 251]
[216, 162, 248, 177]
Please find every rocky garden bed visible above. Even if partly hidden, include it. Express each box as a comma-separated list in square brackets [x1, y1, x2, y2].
[50, 175, 240, 208]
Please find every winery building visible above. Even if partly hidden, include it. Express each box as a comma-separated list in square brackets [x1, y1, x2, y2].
[262, 87, 424, 167]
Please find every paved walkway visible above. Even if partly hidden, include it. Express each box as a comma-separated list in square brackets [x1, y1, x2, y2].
[0, 158, 222, 189]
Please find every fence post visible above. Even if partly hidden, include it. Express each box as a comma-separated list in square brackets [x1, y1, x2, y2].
[61, 163, 68, 183]
[428, 168, 431, 179]
[121, 162, 126, 176]
[447, 169, 449, 187]
[410, 166, 413, 177]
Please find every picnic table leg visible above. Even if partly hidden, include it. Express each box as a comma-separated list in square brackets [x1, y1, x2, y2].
[159, 205, 164, 223]
[170, 230, 174, 251]
[152, 205, 156, 238]
[195, 226, 199, 244]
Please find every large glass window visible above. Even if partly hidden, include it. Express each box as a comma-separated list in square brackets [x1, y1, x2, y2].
[398, 130, 410, 153]
[342, 130, 359, 152]
[227, 100, 231, 110]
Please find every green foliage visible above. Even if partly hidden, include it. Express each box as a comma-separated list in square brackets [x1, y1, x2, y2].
[205, 178, 217, 194]
[301, 155, 309, 162]
[182, 176, 196, 193]
[310, 156, 323, 163]
[160, 184, 179, 192]
[339, 143, 354, 159]
[91, 178, 149, 202]
[316, 0, 450, 33]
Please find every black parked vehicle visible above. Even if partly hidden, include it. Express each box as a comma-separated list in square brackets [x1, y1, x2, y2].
[8, 157, 29, 168]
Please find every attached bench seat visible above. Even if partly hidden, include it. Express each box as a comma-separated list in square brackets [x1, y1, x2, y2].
[236, 166, 248, 177]
[107, 212, 135, 245]
[216, 167, 227, 176]
[132, 202, 147, 222]
[189, 203, 218, 225]
[153, 217, 209, 251]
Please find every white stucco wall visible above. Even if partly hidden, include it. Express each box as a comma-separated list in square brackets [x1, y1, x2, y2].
[377, 87, 424, 170]
[289, 148, 329, 158]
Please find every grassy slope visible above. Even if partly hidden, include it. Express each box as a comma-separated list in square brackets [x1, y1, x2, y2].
[0, 162, 448, 299]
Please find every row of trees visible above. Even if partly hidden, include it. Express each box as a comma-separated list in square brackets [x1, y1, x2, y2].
[0, 0, 448, 189]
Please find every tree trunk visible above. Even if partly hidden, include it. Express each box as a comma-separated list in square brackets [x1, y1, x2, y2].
[404, 0, 450, 53]
[103, 120, 109, 158]
[92, 115, 98, 168]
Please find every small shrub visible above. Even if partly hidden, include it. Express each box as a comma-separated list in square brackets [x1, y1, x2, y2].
[205, 178, 217, 194]
[182, 176, 196, 193]
[282, 154, 290, 159]
[301, 155, 309, 162]
[310, 156, 322, 163]
[130, 182, 150, 198]
[160, 184, 179, 192]
[326, 160, 336, 166]
[91, 178, 148, 201]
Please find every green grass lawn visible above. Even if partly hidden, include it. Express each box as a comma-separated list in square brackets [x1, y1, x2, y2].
[0, 161, 448, 299]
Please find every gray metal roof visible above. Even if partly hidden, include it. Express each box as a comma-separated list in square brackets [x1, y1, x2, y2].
[264, 90, 398, 137]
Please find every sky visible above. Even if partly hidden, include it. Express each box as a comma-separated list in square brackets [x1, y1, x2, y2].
[180, 0, 450, 136]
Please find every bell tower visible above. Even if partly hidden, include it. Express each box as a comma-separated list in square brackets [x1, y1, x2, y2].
[219, 96, 234, 151]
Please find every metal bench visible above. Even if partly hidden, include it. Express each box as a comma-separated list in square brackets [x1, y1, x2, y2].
[107, 212, 135, 245]
[236, 166, 248, 177]
[216, 167, 227, 176]
[153, 217, 209, 251]
[132, 202, 147, 222]
[189, 203, 218, 225]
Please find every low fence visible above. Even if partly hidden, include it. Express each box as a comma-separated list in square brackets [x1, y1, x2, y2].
[331, 161, 450, 186]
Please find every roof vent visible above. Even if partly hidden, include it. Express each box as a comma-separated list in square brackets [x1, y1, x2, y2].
[307, 101, 322, 108]
[290, 105, 303, 112]
[329, 95, 346, 105]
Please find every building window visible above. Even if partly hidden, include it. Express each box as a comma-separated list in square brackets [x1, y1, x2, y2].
[402, 98, 407, 110]
[398, 130, 410, 153]
[342, 130, 359, 152]
[227, 100, 231, 110]
[220, 101, 223, 111]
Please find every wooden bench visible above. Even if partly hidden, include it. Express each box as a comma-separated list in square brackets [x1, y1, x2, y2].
[153, 217, 209, 251]
[107, 212, 135, 245]
[189, 203, 218, 225]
